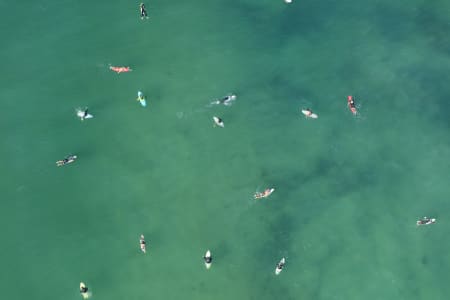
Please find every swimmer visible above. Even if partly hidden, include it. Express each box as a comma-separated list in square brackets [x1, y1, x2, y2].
[140, 3, 149, 19]
[275, 258, 285, 275]
[80, 282, 90, 299]
[213, 116, 224, 128]
[211, 94, 237, 106]
[139, 234, 146, 253]
[109, 66, 132, 73]
[254, 188, 275, 199]
[76, 108, 93, 121]
[56, 155, 77, 167]
[204, 250, 212, 269]
[417, 217, 436, 226]
[285, 0, 293, 3]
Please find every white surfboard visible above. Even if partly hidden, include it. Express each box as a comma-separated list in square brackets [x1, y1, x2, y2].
[204, 250, 212, 269]
[301, 109, 318, 119]
[275, 258, 285, 275]
[213, 116, 224, 127]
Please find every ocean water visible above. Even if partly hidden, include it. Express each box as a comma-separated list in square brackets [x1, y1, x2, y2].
[0, 0, 449, 299]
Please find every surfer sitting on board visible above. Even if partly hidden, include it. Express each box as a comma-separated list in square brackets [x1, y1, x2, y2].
[56, 155, 77, 167]
[213, 116, 224, 127]
[254, 188, 274, 199]
[76, 108, 92, 121]
[275, 258, 285, 274]
[109, 66, 132, 73]
[139, 235, 146, 253]
[80, 282, 89, 299]
[211, 94, 237, 106]
[140, 3, 149, 19]
[203, 252, 212, 264]
[80, 283, 88, 294]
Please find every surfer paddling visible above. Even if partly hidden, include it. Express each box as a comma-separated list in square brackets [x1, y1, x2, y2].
[211, 94, 237, 106]
[109, 66, 132, 74]
[140, 3, 149, 19]
[213, 116, 224, 127]
[301, 108, 318, 119]
[347, 95, 357, 115]
[80, 282, 90, 299]
[203, 250, 212, 269]
[139, 235, 146, 253]
[56, 155, 77, 167]
[417, 217, 436, 226]
[254, 188, 275, 199]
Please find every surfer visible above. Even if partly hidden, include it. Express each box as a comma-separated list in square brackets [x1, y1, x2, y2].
[139, 234, 146, 253]
[140, 3, 149, 19]
[80, 283, 88, 294]
[254, 188, 274, 199]
[347, 95, 357, 114]
[109, 66, 132, 73]
[80, 282, 89, 299]
[76, 108, 91, 121]
[275, 258, 285, 275]
[417, 217, 436, 226]
[213, 116, 224, 127]
[56, 155, 77, 167]
[211, 94, 237, 106]
[301, 108, 318, 119]
[136, 91, 147, 107]
[203, 250, 212, 268]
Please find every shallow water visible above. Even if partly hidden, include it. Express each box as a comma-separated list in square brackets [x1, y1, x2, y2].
[0, 0, 449, 299]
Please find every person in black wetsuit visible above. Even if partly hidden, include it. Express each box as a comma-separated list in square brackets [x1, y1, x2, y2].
[56, 155, 77, 167]
[204, 253, 212, 264]
[140, 3, 149, 19]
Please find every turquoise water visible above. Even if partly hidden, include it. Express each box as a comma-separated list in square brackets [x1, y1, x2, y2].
[0, 0, 449, 299]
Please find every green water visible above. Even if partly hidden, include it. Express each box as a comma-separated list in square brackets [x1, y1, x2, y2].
[1, 0, 449, 299]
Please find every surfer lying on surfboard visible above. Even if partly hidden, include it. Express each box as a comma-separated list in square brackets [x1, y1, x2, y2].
[417, 217, 436, 226]
[211, 94, 237, 106]
[254, 188, 275, 199]
[140, 3, 149, 19]
[139, 235, 146, 253]
[347, 95, 357, 115]
[109, 66, 132, 73]
[56, 155, 77, 167]
[301, 108, 318, 119]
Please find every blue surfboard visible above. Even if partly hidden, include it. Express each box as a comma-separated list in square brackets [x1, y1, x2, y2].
[137, 91, 146, 107]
